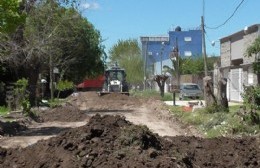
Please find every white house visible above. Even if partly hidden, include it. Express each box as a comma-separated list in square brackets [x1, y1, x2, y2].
[217, 24, 260, 102]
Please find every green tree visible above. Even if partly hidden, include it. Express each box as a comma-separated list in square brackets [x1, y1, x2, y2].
[109, 39, 144, 85]
[1, 0, 104, 104]
[180, 57, 218, 75]
[246, 37, 260, 84]
[0, 0, 26, 33]
[109, 39, 140, 62]
[247, 37, 260, 56]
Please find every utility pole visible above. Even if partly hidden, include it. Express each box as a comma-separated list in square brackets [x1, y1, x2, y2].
[175, 38, 180, 88]
[171, 38, 180, 106]
[202, 15, 212, 107]
[143, 39, 148, 90]
[201, 16, 208, 77]
[160, 42, 165, 74]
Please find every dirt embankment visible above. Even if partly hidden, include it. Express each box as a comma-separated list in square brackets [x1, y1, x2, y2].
[0, 92, 259, 167]
[0, 114, 259, 168]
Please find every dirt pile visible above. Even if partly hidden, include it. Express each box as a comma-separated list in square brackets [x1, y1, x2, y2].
[0, 114, 259, 168]
[0, 102, 89, 136]
[0, 120, 27, 136]
[68, 92, 142, 112]
[38, 104, 89, 122]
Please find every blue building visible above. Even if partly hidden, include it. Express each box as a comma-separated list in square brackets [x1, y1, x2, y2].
[140, 26, 202, 82]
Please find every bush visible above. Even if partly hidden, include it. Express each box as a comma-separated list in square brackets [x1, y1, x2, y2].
[169, 104, 259, 137]
[205, 103, 229, 113]
[0, 106, 9, 116]
[242, 85, 260, 110]
[15, 78, 31, 114]
[56, 80, 74, 99]
[240, 85, 260, 125]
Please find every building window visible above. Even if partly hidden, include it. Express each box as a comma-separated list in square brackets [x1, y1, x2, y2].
[184, 37, 192, 42]
[184, 51, 192, 56]
[248, 73, 254, 85]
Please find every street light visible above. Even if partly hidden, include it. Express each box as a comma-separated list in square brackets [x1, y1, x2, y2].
[171, 38, 180, 87]
[160, 42, 165, 74]
[169, 39, 180, 106]
[244, 26, 249, 34]
[211, 39, 221, 47]
[211, 40, 217, 47]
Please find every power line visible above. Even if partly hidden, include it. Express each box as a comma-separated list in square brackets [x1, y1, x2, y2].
[205, 0, 246, 30]
[204, 31, 213, 44]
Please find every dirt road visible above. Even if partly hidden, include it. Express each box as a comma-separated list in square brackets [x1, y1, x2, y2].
[0, 91, 200, 148]
[76, 92, 200, 137]
[0, 91, 259, 167]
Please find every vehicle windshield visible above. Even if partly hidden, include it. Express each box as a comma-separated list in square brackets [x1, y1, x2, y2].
[183, 84, 200, 90]
[107, 70, 124, 81]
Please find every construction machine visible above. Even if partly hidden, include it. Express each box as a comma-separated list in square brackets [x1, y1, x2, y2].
[98, 64, 129, 96]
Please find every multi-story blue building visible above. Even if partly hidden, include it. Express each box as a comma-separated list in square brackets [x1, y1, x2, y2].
[140, 26, 202, 84]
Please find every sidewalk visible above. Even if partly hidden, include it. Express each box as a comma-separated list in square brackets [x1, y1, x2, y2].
[164, 100, 204, 106]
[164, 100, 242, 107]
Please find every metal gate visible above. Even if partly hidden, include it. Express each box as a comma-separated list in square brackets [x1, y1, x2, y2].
[229, 68, 243, 102]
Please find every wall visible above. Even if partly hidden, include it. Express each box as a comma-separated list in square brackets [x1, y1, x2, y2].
[220, 41, 231, 68]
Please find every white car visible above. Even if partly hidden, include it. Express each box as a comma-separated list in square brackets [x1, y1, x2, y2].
[179, 83, 203, 100]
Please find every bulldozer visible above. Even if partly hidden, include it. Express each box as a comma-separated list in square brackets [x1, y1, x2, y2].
[98, 64, 129, 96]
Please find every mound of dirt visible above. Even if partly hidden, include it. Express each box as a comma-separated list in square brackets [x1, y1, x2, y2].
[100, 93, 131, 100]
[0, 120, 27, 136]
[68, 92, 142, 112]
[0, 115, 259, 168]
[38, 104, 89, 122]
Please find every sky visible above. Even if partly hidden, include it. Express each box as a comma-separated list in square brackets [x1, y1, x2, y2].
[79, 0, 260, 56]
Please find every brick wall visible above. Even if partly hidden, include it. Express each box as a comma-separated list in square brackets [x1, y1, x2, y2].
[220, 41, 231, 67]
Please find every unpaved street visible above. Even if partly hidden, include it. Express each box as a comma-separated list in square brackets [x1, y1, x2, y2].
[0, 91, 259, 168]
[0, 91, 200, 148]
[76, 92, 201, 137]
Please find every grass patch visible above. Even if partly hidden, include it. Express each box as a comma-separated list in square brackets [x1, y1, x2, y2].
[0, 106, 9, 116]
[132, 89, 259, 137]
[130, 90, 160, 99]
[161, 92, 174, 101]
[169, 104, 260, 138]
[48, 98, 66, 108]
[130, 89, 176, 101]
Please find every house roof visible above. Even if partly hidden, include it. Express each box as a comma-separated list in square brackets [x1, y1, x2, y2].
[220, 24, 260, 42]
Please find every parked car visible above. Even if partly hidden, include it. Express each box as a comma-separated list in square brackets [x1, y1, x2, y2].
[179, 83, 203, 100]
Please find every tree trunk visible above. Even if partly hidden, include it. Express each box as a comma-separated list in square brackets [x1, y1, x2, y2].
[217, 78, 229, 111]
[159, 81, 165, 97]
[154, 75, 169, 98]
[27, 66, 40, 106]
[203, 76, 217, 107]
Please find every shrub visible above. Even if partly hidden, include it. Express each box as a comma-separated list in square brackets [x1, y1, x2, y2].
[241, 85, 260, 125]
[56, 80, 74, 99]
[14, 78, 31, 114]
[242, 85, 260, 110]
[0, 106, 9, 116]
